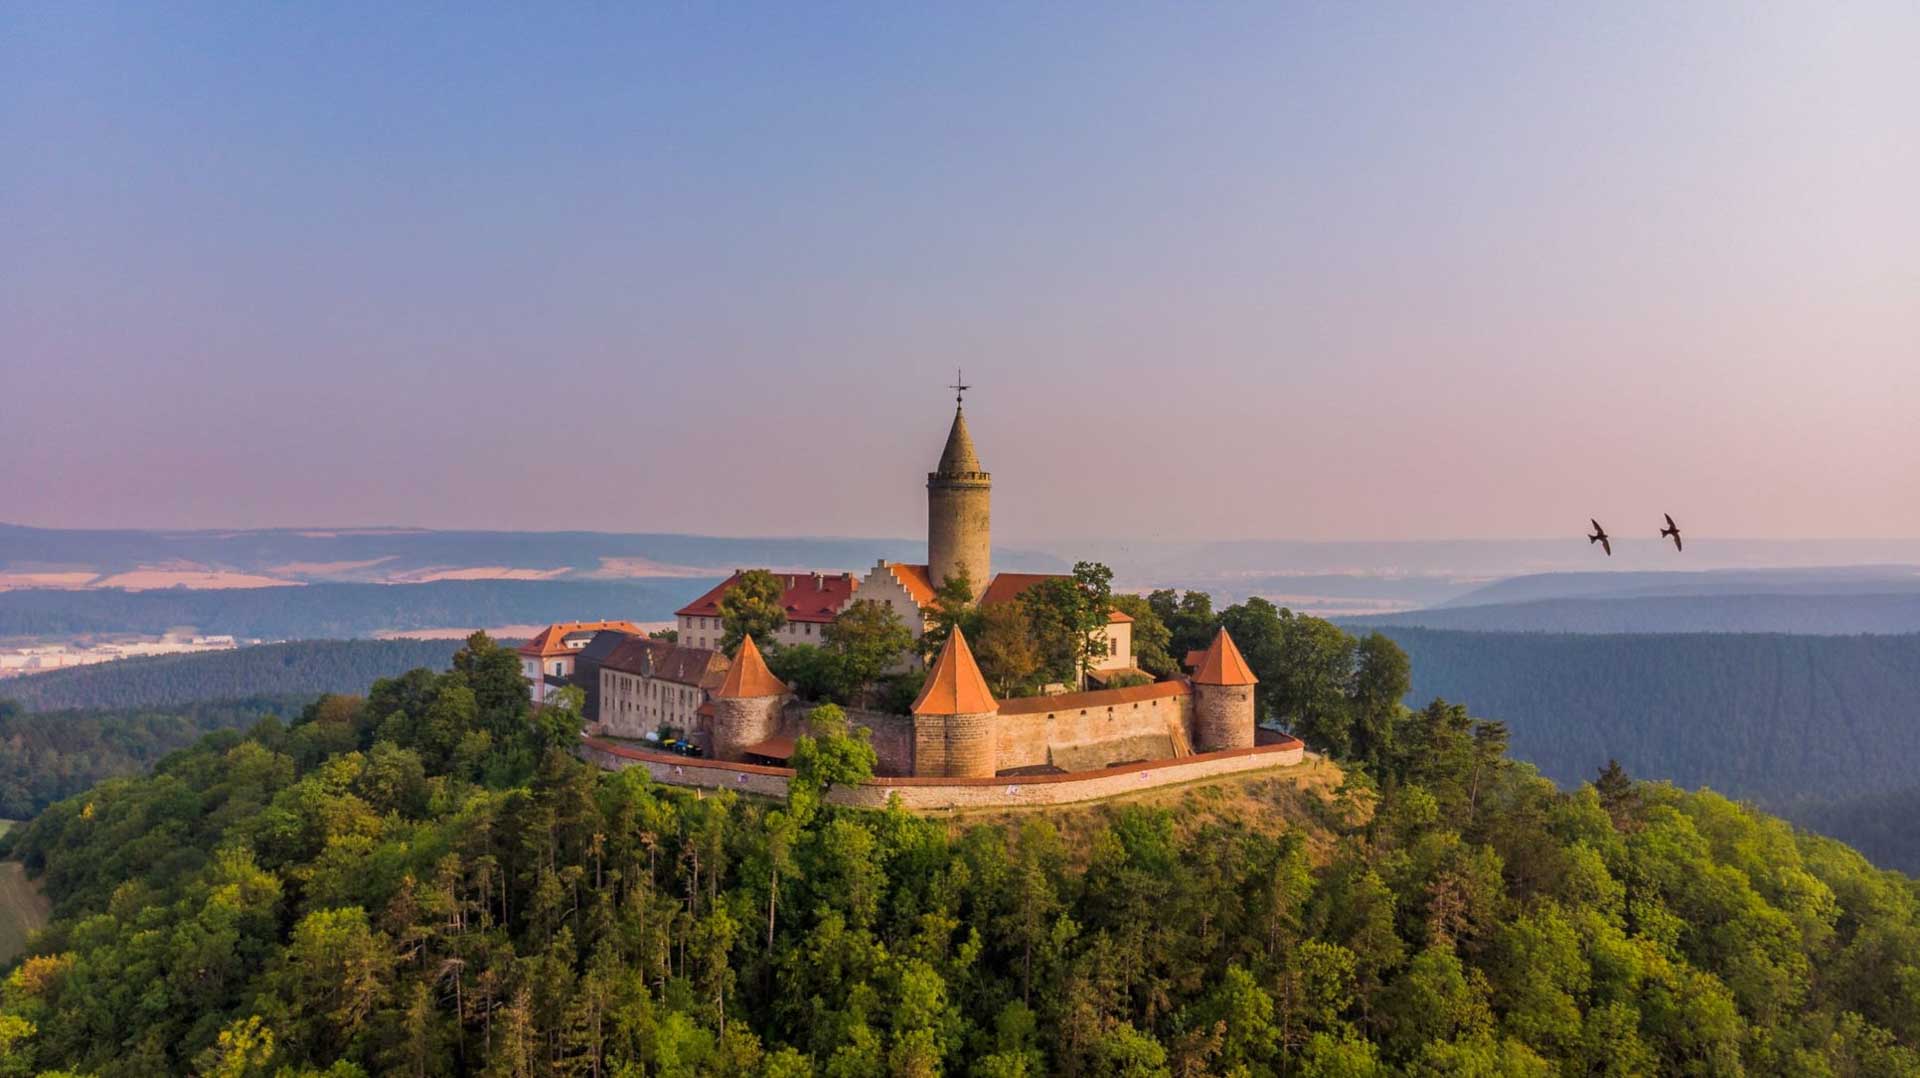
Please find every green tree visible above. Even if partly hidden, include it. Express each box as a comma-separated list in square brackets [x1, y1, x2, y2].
[719, 570, 790, 656]
[823, 600, 913, 705]
[788, 704, 877, 817]
[1108, 594, 1174, 678]
[1020, 562, 1114, 687]
[1349, 633, 1410, 771]
[766, 644, 854, 705]
[533, 684, 588, 757]
[921, 567, 978, 662]
[1594, 759, 1638, 829]
[1148, 589, 1218, 666]
[1272, 613, 1357, 755]
[266, 907, 395, 1060]
[972, 600, 1043, 698]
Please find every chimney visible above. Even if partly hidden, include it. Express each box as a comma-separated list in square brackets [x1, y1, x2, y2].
[813, 572, 824, 591]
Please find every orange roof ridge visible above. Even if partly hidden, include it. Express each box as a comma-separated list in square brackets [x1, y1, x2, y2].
[884, 562, 937, 606]
[1192, 628, 1258, 686]
[912, 627, 998, 715]
[516, 620, 642, 658]
[716, 635, 789, 698]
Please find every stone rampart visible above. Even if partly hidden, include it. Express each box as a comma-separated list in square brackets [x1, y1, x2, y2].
[997, 687, 1193, 770]
[579, 735, 1307, 812]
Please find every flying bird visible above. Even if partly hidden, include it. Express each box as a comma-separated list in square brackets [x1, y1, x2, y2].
[1660, 513, 1683, 552]
[1588, 519, 1612, 557]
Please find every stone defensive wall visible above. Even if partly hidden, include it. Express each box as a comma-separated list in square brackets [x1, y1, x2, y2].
[781, 681, 1201, 776]
[578, 733, 1307, 812]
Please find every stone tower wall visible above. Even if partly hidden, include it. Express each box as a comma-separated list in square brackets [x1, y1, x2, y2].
[1192, 683, 1256, 752]
[711, 695, 785, 761]
[913, 709, 998, 778]
[928, 474, 991, 600]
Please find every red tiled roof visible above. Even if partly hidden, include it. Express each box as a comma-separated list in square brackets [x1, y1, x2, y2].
[675, 570, 859, 624]
[600, 637, 729, 688]
[742, 734, 798, 761]
[1183, 649, 1208, 671]
[882, 563, 937, 606]
[717, 636, 789, 699]
[978, 573, 1130, 624]
[517, 621, 643, 658]
[997, 680, 1190, 716]
[912, 628, 998, 715]
[1192, 628, 1259, 686]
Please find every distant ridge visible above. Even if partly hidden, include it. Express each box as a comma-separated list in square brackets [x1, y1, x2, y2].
[1376, 627, 1920, 804]
[1344, 593, 1920, 635]
[1437, 565, 1920, 608]
[0, 522, 1067, 586]
[1, 638, 469, 712]
[0, 578, 719, 639]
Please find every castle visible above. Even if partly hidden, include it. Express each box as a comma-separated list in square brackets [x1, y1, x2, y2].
[529, 391, 1265, 781]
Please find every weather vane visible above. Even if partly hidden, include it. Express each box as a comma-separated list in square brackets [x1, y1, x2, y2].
[949, 368, 970, 406]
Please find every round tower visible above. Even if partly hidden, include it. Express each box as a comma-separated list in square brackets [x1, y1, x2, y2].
[710, 635, 789, 761]
[911, 627, 999, 777]
[928, 405, 991, 601]
[1191, 627, 1259, 752]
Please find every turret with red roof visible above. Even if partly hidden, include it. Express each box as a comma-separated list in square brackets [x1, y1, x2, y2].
[709, 635, 791, 761]
[1190, 627, 1258, 751]
[910, 627, 1000, 777]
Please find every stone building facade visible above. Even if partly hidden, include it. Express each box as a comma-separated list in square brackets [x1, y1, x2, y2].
[517, 620, 644, 705]
[596, 637, 729, 740]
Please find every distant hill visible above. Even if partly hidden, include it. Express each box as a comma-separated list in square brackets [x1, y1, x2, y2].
[0, 578, 718, 639]
[0, 522, 1066, 585]
[0, 697, 304, 818]
[1780, 787, 1920, 875]
[1439, 566, 1920, 607]
[1345, 592, 1920, 634]
[1375, 627, 1920, 803]
[0, 639, 468, 712]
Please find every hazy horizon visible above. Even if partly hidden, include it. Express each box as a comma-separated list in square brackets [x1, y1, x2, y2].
[6, 4, 1917, 542]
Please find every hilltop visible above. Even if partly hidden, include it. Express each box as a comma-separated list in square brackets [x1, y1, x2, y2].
[4, 634, 1920, 1075]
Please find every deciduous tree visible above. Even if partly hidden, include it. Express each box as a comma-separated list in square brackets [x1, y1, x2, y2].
[719, 570, 789, 656]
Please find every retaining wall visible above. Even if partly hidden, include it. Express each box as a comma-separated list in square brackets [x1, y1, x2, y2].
[578, 734, 1306, 812]
[997, 690, 1194, 770]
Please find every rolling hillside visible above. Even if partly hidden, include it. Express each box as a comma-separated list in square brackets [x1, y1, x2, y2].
[1347, 592, 1920, 634]
[0, 639, 469, 712]
[0, 578, 717, 639]
[1376, 627, 1920, 802]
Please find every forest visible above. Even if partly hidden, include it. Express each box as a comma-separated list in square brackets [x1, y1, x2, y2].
[5, 631, 1920, 1076]
[1777, 789, 1920, 876]
[1373, 628, 1920, 803]
[0, 698, 303, 820]
[2, 639, 468, 712]
[0, 578, 713, 639]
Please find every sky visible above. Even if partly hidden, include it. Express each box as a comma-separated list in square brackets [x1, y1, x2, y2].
[3, 4, 1917, 545]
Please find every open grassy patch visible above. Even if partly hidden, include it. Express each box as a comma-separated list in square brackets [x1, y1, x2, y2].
[0, 860, 51, 966]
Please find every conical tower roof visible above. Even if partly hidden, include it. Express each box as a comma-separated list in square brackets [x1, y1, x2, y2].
[1192, 628, 1259, 686]
[912, 627, 998, 715]
[935, 407, 982, 474]
[716, 635, 788, 698]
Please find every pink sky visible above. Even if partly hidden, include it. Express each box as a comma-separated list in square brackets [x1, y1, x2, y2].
[3, 5, 1916, 543]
